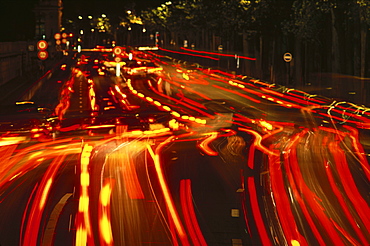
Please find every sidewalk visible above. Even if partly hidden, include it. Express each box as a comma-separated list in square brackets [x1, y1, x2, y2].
[0, 57, 65, 105]
[0, 70, 41, 104]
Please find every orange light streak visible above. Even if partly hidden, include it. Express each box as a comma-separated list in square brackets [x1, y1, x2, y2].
[147, 138, 190, 245]
[98, 179, 114, 246]
[21, 153, 66, 246]
[75, 144, 95, 246]
[197, 132, 218, 156]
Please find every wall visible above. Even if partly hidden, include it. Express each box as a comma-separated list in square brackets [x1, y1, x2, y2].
[0, 41, 34, 85]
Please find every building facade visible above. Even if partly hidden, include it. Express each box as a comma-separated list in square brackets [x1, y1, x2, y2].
[34, 0, 63, 40]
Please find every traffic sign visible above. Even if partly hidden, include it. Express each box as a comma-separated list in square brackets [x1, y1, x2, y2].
[283, 52, 292, 62]
[37, 40, 48, 50]
[56, 40, 61, 45]
[62, 32, 68, 39]
[38, 50, 48, 60]
[114, 56, 121, 63]
[113, 46, 122, 55]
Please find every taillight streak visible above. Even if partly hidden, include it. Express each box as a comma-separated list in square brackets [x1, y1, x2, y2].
[180, 179, 207, 246]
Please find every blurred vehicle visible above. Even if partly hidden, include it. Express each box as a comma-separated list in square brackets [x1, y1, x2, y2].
[121, 59, 163, 77]
[0, 101, 58, 138]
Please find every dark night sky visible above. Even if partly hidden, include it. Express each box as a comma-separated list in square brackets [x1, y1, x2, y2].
[0, 0, 164, 41]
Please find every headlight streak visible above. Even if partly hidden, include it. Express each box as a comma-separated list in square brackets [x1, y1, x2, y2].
[0, 143, 19, 176]
[98, 179, 114, 246]
[75, 144, 94, 246]
[21, 153, 67, 246]
[0, 138, 74, 187]
[104, 140, 145, 200]
[145, 78, 213, 116]
[127, 79, 210, 125]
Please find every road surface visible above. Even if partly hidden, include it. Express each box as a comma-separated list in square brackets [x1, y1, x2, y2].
[0, 49, 369, 246]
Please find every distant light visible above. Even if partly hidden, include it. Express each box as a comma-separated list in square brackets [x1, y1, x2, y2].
[166, 1, 172, 5]
[128, 26, 132, 31]
[142, 28, 146, 33]
[127, 10, 132, 15]
[80, 29, 84, 35]
[102, 14, 106, 18]
[91, 29, 95, 32]
[88, 15, 93, 19]
[78, 16, 83, 20]
[116, 63, 121, 77]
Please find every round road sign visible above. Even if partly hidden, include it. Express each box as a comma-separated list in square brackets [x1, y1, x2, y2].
[37, 40, 48, 50]
[54, 33, 61, 40]
[38, 50, 49, 60]
[114, 56, 121, 63]
[283, 52, 292, 62]
[113, 46, 122, 55]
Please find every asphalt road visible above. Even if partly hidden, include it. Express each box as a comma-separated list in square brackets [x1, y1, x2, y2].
[0, 49, 369, 246]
